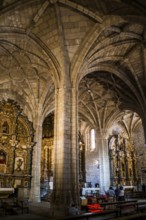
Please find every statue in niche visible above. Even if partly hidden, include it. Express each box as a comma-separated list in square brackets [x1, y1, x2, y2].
[15, 158, 23, 172]
[2, 121, 9, 134]
[0, 150, 6, 173]
[0, 150, 6, 164]
[119, 134, 125, 151]
[109, 136, 116, 150]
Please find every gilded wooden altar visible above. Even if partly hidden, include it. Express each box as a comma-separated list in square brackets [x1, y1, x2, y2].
[41, 137, 54, 182]
[0, 99, 35, 189]
[108, 132, 138, 186]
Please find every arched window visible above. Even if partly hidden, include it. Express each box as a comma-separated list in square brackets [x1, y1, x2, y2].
[90, 129, 95, 151]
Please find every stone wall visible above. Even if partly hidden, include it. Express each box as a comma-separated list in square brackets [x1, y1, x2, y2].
[85, 150, 100, 187]
[133, 124, 146, 186]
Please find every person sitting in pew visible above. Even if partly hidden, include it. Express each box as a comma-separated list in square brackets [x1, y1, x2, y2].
[68, 204, 80, 216]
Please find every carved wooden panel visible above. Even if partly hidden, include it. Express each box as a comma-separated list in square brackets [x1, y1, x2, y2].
[0, 99, 35, 188]
[108, 133, 138, 186]
[41, 137, 54, 182]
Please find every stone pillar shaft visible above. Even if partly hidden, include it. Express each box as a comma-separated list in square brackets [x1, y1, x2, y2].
[70, 87, 79, 206]
[98, 136, 110, 192]
[30, 121, 42, 202]
[51, 86, 79, 216]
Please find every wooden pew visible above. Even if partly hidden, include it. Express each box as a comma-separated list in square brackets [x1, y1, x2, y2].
[117, 201, 137, 216]
[136, 201, 146, 212]
[60, 208, 119, 220]
[100, 199, 137, 210]
[115, 212, 146, 220]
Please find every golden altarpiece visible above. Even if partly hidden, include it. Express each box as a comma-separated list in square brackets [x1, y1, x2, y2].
[41, 137, 54, 183]
[41, 136, 86, 199]
[41, 137, 85, 183]
[0, 99, 34, 190]
[40, 114, 54, 199]
[40, 115, 86, 199]
[108, 131, 138, 186]
[78, 131, 86, 184]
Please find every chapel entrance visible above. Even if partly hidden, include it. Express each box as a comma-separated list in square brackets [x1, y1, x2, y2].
[40, 113, 54, 201]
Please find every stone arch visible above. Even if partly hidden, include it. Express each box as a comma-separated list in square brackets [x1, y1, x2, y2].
[0, 30, 60, 87]
[0, 31, 58, 125]
[71, 15, 145, 88]
[78, 66, 144, 108]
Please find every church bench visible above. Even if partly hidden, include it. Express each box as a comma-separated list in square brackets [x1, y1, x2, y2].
[60, 208, 119, 220]
[117, 202, 138, 216]
[136, 201, 146, 212]
[114, 212, 146, 220]
[100, 200, 137, 210]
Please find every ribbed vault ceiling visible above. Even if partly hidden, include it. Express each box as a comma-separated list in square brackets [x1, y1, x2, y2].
[77, 14, 146, 136]
[0, 0, 145, 138]
[78, 72, 142, 136]
[0, 35, 55, 121]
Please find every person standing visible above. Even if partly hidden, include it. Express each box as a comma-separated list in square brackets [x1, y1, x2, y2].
[106, 186, 116, 201]
[142, 183, 146, 192]
[118, 186, 125, 201]
[115, 186, 120, 201]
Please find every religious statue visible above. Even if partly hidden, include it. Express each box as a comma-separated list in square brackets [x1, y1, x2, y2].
[0, 151, 6, 164]
[15, 158, 23, 172]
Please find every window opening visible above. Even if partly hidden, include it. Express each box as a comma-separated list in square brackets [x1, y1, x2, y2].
[90, 129, 95, 151]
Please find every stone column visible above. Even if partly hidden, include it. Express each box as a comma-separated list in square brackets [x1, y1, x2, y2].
[71, 87, 80, 206]
[51, 86, 79, 217]
[29, 119, 42, 202]
[98, 134, 110, 193]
